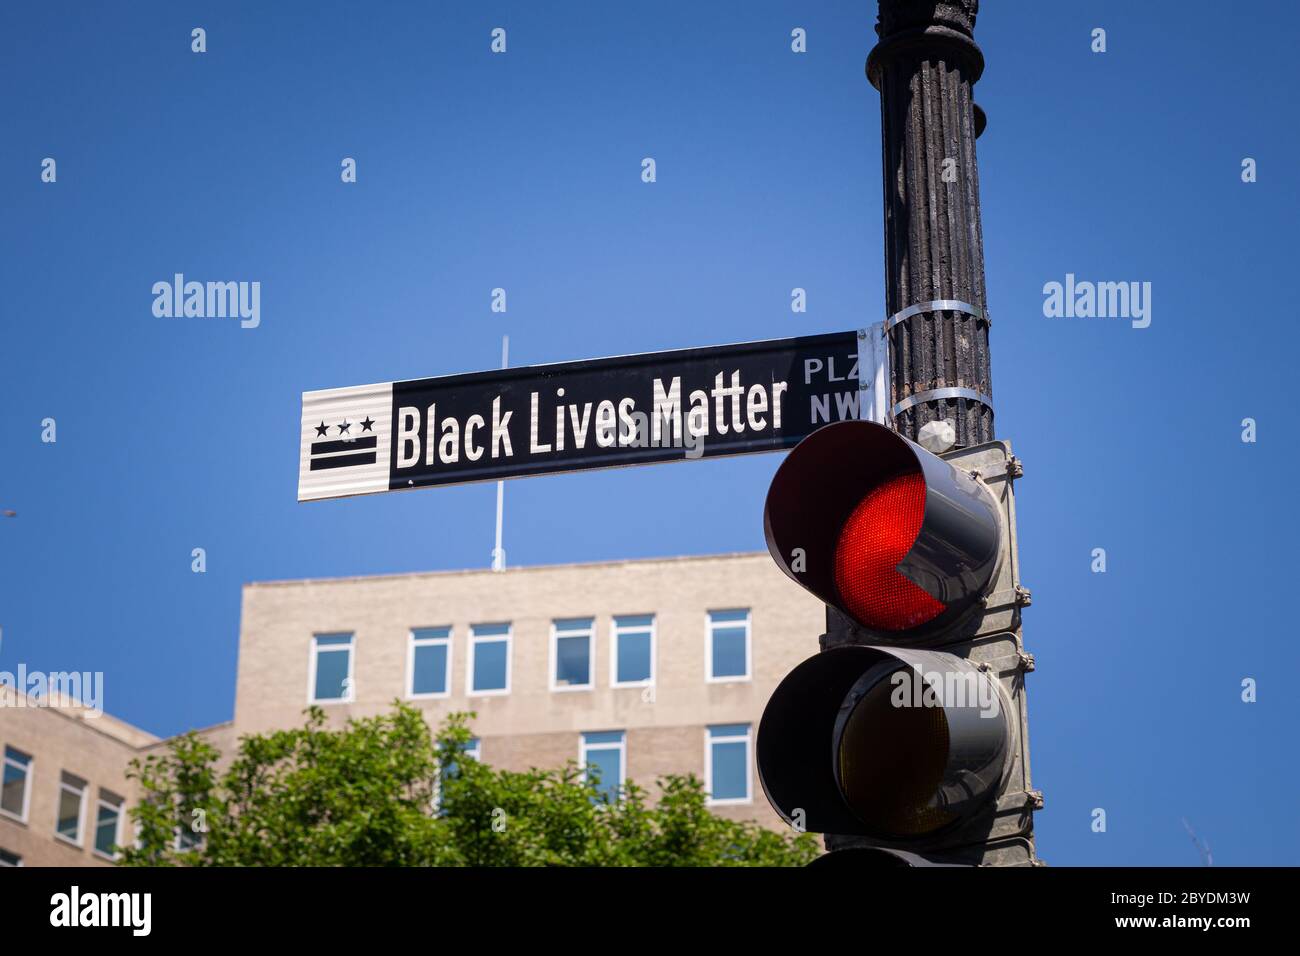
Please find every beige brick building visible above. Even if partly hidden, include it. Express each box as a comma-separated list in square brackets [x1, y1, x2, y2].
[0, 552, 822, 865]
[0, 685, 236, 867]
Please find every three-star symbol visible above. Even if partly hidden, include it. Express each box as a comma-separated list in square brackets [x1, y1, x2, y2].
[314, 418, 375, 438]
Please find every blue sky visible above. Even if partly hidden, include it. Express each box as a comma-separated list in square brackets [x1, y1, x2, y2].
[2, 1, 1297, 866]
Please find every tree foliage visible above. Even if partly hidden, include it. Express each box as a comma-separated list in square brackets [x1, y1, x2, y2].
[121, 703, 818, 867]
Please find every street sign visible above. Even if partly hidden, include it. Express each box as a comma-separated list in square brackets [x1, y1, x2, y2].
[298, 329, 887, 502]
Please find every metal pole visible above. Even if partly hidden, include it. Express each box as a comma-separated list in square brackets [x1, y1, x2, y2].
[868, 0, 993, 447]
[491, 335, 508, 572]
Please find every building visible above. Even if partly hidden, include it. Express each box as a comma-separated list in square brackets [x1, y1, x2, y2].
[236, 552, 822, 826]
[0, 687, 151, 868]
[0, 684, 239, 867]
[0, 552, 822, 865]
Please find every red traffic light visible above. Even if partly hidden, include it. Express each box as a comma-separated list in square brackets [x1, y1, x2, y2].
[764, 420, 1001, 643]
[757, 423, 1036, 863]
[834, 472, 945, 630]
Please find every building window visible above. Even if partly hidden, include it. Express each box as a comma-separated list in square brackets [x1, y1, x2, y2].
[707, 609, 751, 682]
[706, 724, 752, 804]
[580, 731, 626, 803]
[176, 821, 204, 852]
[611, 614, 655, 687]
[55, 772, 87, 845]
[551, 618, 594, 691]
[0, 746, 32, 822]
[408, 627, 452, 699]
[309, 633, 354, 703]
[93, 791, 124, 859]
[434, 737, 481, 813]
[0, 848, 20, 867]
[468, 623, 511, 695]
[441, 736, 481, 785]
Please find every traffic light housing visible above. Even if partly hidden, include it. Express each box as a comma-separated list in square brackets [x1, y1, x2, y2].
[764, 420, 1001, 644]
[757, 421, 1039, 866]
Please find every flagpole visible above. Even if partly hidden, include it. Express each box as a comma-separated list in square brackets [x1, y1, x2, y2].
[491, 335, 508, 572]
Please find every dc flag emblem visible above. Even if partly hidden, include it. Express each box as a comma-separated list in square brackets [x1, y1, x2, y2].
[297, 382, 392, 501]
[309, 419, 377, 471]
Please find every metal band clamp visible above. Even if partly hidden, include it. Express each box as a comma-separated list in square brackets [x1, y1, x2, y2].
[884, 299, 985, 332]
[892, 386, 994, 418]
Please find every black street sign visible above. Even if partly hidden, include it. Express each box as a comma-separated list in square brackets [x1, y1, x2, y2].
[298, 331, 872, 501]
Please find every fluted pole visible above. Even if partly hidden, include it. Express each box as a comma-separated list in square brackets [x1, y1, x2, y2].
[868, 0, 993, 447]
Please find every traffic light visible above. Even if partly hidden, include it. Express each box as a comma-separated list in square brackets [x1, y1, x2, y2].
[757, 421, 1039, 866]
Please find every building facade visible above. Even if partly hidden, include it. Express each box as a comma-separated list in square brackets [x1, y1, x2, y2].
[0, 552, 822, 865]
[236, 552, 822, 826]
[0, 685, 242, 867]
[0, 691, 143, 867]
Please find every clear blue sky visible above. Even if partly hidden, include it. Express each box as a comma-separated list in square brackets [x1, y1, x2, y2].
[2, 1, 1297, 866]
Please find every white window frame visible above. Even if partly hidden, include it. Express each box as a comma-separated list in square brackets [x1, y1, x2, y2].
[549, 618, 594, 692]
[92, 793, 124, 861]
[0, 747, 33, 824]
[54, 773, 87, 847]
[0, 848, 22, 867]
[705, 609, 752, 683]
[307, 633, 355, 704]
[610, 614, 656, 689]
[579, 731, 627, 800]
[705, 725, 753, 806]
[467, 623, 512, 697]
[432, 737, 481, 813]
[175, 824, 205, 853]
[406, 627, 453, 700]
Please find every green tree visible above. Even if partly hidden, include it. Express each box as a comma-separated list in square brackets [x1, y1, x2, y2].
[121, 703, 818, 867]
